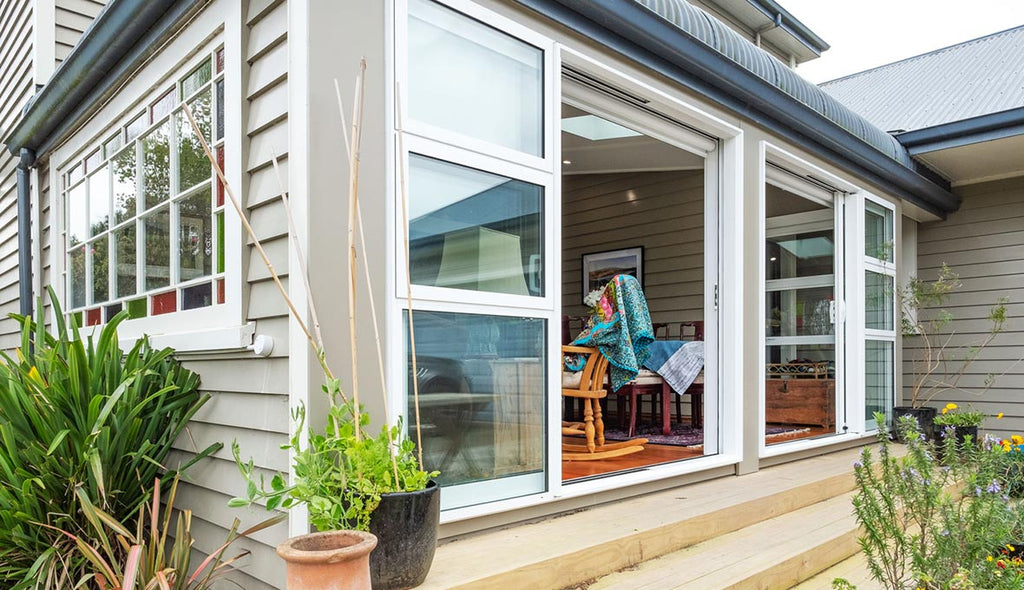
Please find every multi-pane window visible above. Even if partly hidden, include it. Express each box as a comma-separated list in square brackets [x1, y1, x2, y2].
[63, 48, 228, 326]
[863, 197, 897, 429]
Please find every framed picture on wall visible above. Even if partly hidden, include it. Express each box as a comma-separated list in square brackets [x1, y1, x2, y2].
[581, 247, 643, 303]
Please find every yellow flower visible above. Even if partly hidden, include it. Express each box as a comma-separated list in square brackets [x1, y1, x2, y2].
[942, 407, 949, 414]
[989, 555, 995, 561]
[997, 413, 1004, 419]
[1014, 435, 1024, 445]
[1008, 544, 1015, 552]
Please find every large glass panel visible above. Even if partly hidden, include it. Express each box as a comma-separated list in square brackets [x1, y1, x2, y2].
[865, 200, 894, 262]
[112, 148, 137, 224]
[766, 287, 834, 337]
[405, 310, 546, 492]
[408, 155, 543, 296]
[177, 89, 212, 193]
[766, 229, 834, 280]
[765, 343, 836, 444]
[69, 247, 86, 308]
[865, 340, 894, 429]
[408, 0, 543, 156]
[178, 187, 213, 281]
[141, 122, 170, 210]
[88, 167, 110, 236]
[115, 223, 137, 298]
[67, 182, 88, 247]
[91, 236, 109, 304]
[143, 207, 171, 290]
[866, 271, 894, 330]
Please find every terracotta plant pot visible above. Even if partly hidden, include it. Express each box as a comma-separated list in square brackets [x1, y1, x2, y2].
[277, 530, 378, 590]
[368, 480, 441, 590]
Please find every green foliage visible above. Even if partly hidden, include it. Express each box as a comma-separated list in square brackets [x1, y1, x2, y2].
[231, 382, 437, 532]
[847, 414, 1024, 590]
[934, 404, 986, 428]
[900, 264, 1009, 409]
[45, 476, 284, 590]
[0, 289, 219, 589]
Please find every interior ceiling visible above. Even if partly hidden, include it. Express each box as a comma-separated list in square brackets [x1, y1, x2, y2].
[766, 184, 825, 217]
[561, 104, 704, 175]
[915, 135, 1024, 186]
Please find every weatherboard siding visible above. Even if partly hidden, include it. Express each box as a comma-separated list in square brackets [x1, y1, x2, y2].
[54, 0, 108, 65]
[562, 170, 706, 325]
[0, 0, 33, 350]
[905, 175, 1024, 440]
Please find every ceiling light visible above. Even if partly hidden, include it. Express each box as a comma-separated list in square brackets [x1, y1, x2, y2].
[562, 160, 572, 165]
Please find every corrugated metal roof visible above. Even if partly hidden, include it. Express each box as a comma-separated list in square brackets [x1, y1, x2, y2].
[634, 0, 915, 167]
[820, 26, 1024, 133]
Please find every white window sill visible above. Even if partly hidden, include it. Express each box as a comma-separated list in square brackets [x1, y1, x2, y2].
[78, 321, 256, 354]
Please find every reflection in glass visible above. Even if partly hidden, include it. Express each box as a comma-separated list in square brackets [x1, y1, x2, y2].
[408, 0, 543, 155]
[67, 182, 88, 247]
[112, 148, 137, 224]
[408, 155, 543, 296]
[91, 236, 109, 304]
[865, 201, 894, 262]
[866, 271, 894, 330]
[125, 113, 147, 142]
[179, 187, 212, 281]
[405, 310, 546, 488]
[766, 287, 834, 337]
[216, 79, 225, 140]
[766, 229, 834, 280]
[181, 59, 212, 99]
[69, 247, 86, 308]
[177, 89, 212, 193]
[151, 89, 176, 122]
[115, 223, 137, 298]
[182, 282, 212, 310]
[142, 123, 170, 209]
[765, 343, 836, 443]
[144, 208, 171, 290]
[866, 340, 894, 428]
[88, 168, 110, 236]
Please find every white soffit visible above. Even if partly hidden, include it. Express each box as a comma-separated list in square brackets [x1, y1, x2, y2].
[915, 135, 1024, 186]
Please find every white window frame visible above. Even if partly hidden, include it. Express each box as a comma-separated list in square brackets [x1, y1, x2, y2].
[390, 0, 744, 523]
[50, 1, 247, 352]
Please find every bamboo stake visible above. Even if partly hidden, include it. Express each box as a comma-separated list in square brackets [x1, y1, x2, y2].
[395, 83, 424, 469]
[347, 59, 367, 440]
[333, 77, 401, 485]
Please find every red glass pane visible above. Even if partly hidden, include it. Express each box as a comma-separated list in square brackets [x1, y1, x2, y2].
[216, 146, 225, 207]
[217, 278, 225, 304]
[216, 48, 224, 73]
[152, 291, 177, 315]
[86, 308, 102, 326]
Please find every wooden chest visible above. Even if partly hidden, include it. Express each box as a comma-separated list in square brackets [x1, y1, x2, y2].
[765, 378, 836, 429]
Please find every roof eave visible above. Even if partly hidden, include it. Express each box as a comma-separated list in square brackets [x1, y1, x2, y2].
[897, 106, 1024, 155]
[3, 0, 208, 158]
[515, 0, 958, 216]
[745, 0, 829, 55]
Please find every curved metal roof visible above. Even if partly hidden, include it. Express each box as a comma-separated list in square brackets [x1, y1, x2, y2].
[636, 0, 915, 168]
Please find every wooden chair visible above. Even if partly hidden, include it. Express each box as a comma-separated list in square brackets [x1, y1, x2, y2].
[562, 345, 647, 461]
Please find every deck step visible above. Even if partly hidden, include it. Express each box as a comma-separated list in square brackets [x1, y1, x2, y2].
[791, 552, 881, 589]
[588, 491, 861, 589]
[419, 446, 868, 590]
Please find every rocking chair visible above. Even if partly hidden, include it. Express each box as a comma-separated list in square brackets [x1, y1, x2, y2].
[562, 345, 647, 461]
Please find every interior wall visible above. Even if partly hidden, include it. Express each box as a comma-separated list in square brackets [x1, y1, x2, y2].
[561, 169, 704, 324]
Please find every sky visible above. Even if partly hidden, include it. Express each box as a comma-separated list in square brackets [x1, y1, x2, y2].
[782, 1, 1024, 84]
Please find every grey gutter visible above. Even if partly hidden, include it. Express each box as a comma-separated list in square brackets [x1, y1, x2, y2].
[746, 0, 829, 56]
[3, 0, 208, 158]
[515, 0, 959, 216]
[16, 149, 35, 317]
[897, 106, 1024, 155]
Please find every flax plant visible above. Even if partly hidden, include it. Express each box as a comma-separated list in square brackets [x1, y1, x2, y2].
[0, 290, 218, 589]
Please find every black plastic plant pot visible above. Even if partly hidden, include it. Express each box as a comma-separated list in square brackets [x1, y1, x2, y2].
[892, 406, 937, 442]
[368, 480, 441, 590]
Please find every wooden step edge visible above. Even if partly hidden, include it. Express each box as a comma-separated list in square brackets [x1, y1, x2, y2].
[437, 473, 857, 590]
[590, 493, 861, 590]
[722, 525, 862, 590]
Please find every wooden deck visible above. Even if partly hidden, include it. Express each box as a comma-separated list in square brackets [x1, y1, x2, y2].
[420, 443, 878, 590]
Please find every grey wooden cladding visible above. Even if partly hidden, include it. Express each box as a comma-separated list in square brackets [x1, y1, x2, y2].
[562, 170, 706, 324]
[0, 0, 32, 351]
[905, 176, 1024, 439]
[55, 0, 107, 65]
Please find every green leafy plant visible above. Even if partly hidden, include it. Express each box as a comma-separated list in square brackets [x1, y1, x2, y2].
[845, 414, 1024, 589]
[42, 476, 284, 590]
[934, 403, 986, 428]
[901, 264, 1009, 409]
[0, 289, 219, 589]
[232, 401, 434, 532]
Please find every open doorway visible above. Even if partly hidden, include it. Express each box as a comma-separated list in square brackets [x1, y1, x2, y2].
[558, 94, 712, 481]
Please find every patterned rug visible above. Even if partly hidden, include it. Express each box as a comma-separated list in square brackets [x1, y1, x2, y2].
[602, 423, 809, 447]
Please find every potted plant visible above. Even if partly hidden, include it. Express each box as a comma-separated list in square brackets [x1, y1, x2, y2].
[897, 264, 1007, 441]
[184, 61, 440, 590]
[933, 402, 986, 448]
